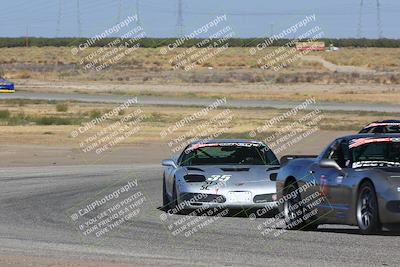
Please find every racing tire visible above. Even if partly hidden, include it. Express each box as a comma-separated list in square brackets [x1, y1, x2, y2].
[356, 181, 381, 234]
[283, 182, 305, 230]
[162, 176, 170, 209]
[171, 181, 180, 211]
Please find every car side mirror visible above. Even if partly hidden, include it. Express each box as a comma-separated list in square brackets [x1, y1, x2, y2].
[319, 159, 344, 174]
[161, 159, 177, 168]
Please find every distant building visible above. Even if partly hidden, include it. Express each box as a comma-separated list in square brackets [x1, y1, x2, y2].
[295, 41, 325, 51]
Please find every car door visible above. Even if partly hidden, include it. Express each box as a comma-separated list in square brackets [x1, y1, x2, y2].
[323, 139, 353, 222]
[313, 139, 352, 221]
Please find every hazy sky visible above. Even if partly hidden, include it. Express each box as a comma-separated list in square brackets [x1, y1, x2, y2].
[0, 0, 399, 38]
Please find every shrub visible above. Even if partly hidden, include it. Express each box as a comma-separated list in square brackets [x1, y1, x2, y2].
[56, 103, 68, 112]
[0, 110, 10, 119]
[34, 116, 74, 125]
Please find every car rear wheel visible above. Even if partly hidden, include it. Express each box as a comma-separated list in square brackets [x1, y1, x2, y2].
[356, 181, 381, 234]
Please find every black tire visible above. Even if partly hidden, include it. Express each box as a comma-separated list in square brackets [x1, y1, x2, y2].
[356, 181, 381, 234]
[172, 181, 179, 209]
[283, 182, 304, 230]
[162, 176, 170, 209]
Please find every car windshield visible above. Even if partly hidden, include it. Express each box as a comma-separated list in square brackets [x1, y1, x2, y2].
[351, 138, 400, 168]
[180, 143, 278, 166]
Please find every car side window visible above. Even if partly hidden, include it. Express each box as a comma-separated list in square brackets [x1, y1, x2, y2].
[340, 140, 351, 167]
[323, 140, 347, 168]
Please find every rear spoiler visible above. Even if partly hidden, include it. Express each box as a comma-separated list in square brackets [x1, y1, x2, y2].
[280, 155, 318, 166]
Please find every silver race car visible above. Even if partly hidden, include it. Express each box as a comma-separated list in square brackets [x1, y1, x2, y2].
[162, 139, 280, 214]
[277, 133, 400, 234]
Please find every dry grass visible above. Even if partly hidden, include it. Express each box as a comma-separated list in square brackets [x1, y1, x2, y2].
[13, 80, 400, 105]
[0, 99, 397, 146]
[320, 48, 400, 71]
[1, 47, 399, 86]
[1, 47, 399, 71]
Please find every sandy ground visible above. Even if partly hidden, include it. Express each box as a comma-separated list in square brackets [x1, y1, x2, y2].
[0, 254, 152, 267]
[0, 130, 351, 168]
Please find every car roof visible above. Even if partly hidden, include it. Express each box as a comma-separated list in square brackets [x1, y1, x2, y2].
[338, 133, 400, 141]
[363, 120, 400, 127]
[373, 120, 400, 123]
[189, 139, 264, 145]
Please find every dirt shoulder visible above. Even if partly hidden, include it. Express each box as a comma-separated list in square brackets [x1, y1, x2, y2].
[12, 79, 400, 105]
[0, 253, 151, 267]
[0, 131, 351, 168]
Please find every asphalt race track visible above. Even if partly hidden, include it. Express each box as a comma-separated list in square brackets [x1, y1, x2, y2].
[1, 91, 400, 113]
[0, 164, 399, 266]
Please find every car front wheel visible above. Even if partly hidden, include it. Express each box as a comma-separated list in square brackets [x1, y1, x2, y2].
[162, 176, 170, 209]
[283, 182, 304, 230]
[356, 181, 381, 234]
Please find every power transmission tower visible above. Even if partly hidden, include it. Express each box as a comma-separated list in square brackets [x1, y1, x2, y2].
[117, 0, 122, 24]
[25, 25, 29, 47]
[270, 23, 274, 37]
[136, 0, 141, 27]
[357, 0, 364, 38]
[176, 0, 184, 37]
[358, 0, 384, 38]
[56, 0, 63, 37]
[376, 0, 383, 38]
[77, 0, 82, 37]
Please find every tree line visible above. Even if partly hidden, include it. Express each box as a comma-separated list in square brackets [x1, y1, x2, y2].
[0, 37, 399, 48]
